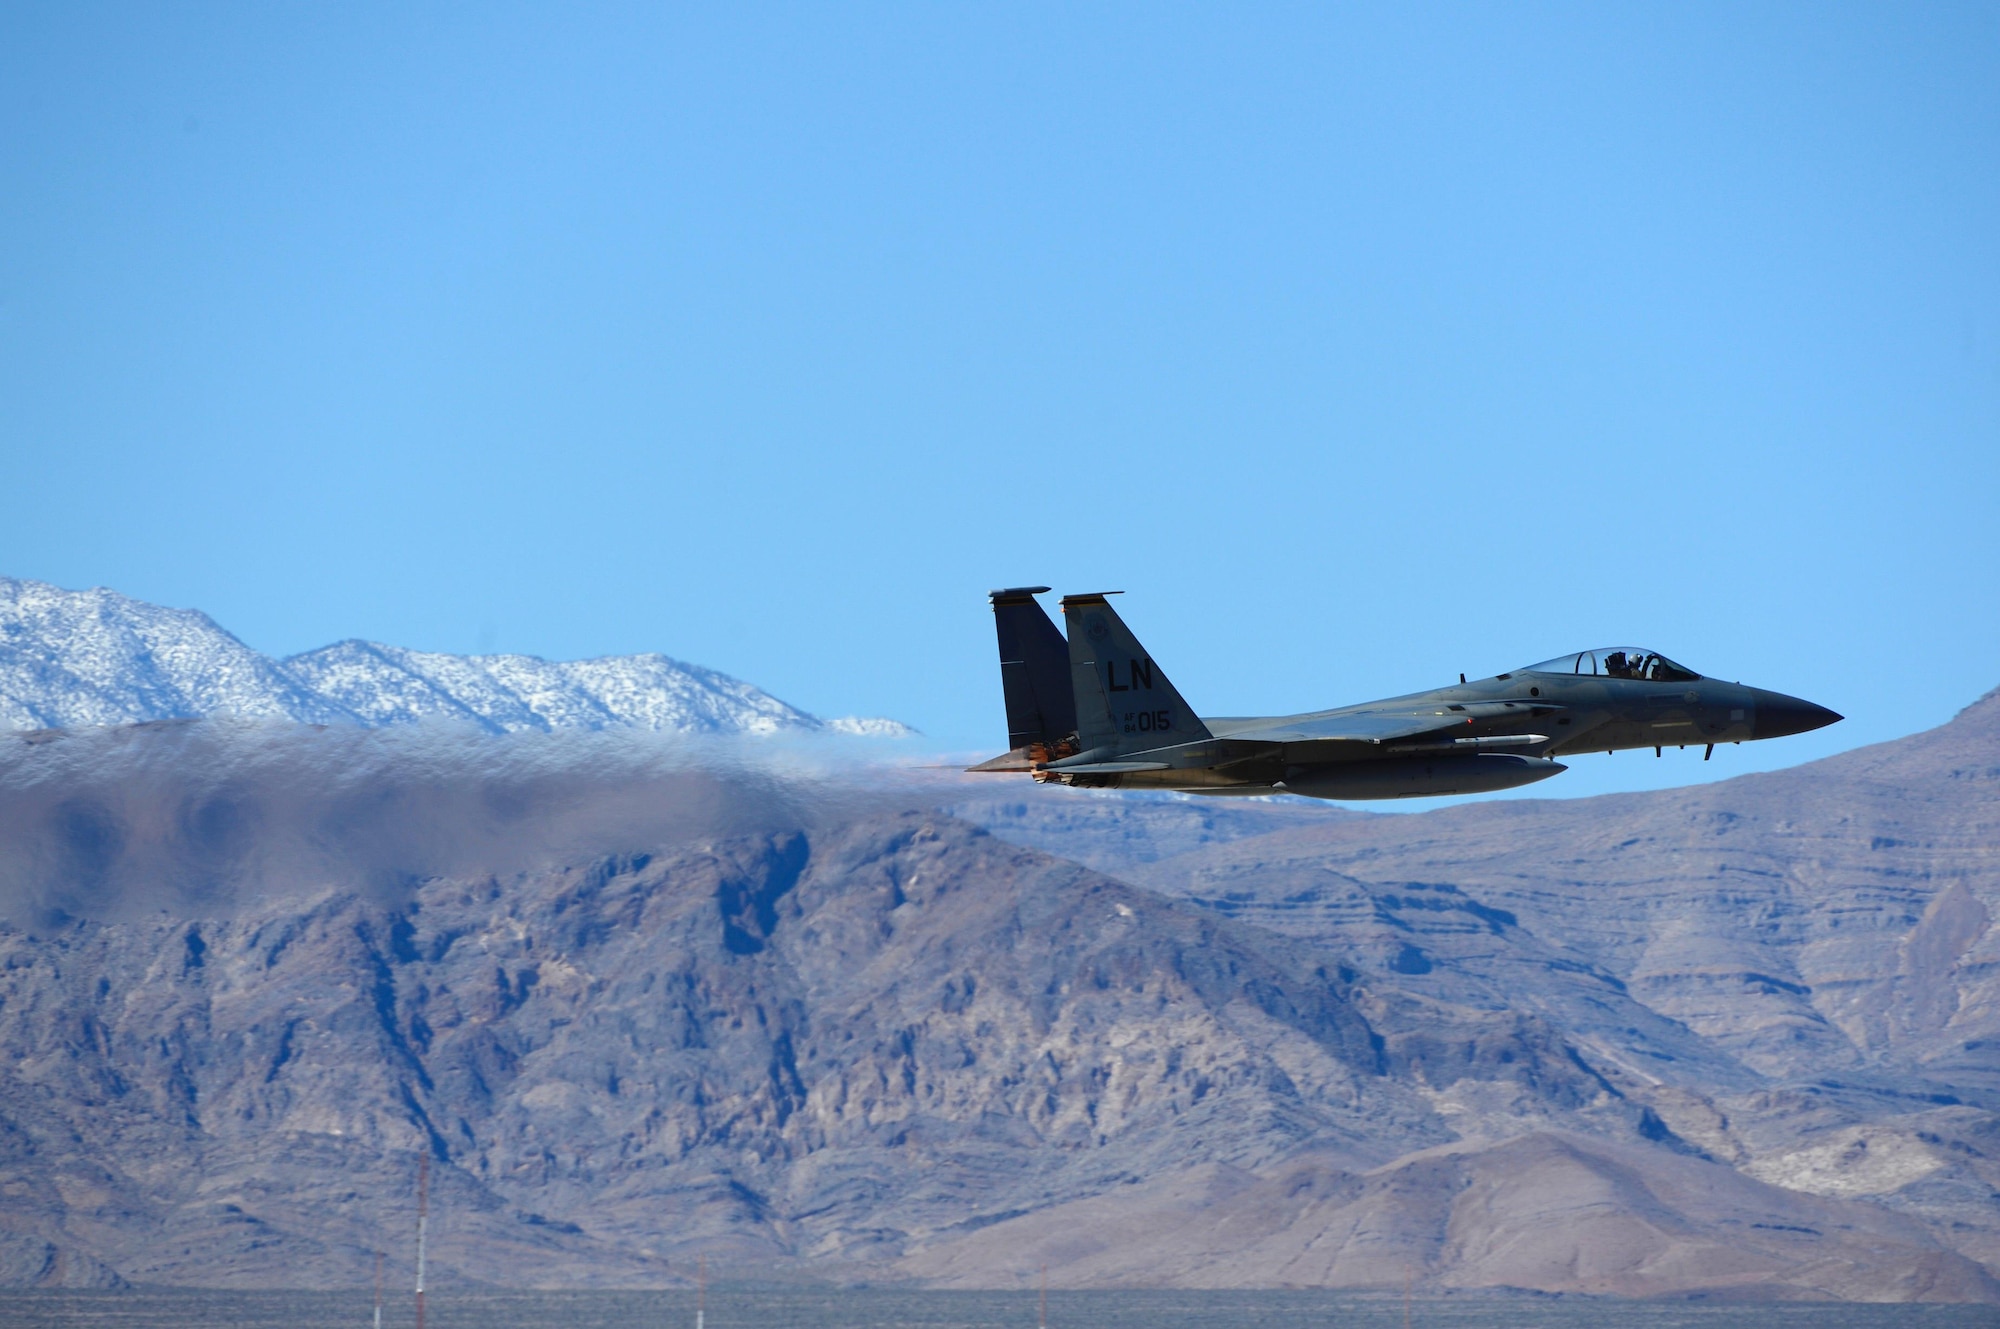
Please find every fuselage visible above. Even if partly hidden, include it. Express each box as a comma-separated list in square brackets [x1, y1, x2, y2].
[977, 591, 1840, 801]
[1043, 651, 1839, 799]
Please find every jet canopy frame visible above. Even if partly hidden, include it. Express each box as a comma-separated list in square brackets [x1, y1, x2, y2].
[1522, 648, 1701, 683]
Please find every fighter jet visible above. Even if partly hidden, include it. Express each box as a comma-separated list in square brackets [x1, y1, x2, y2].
[971, 588, 1841, 799]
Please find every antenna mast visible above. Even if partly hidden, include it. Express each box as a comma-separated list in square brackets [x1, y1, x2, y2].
[415, 1155, 430, 1329]
[696, 1254, 706, 1329]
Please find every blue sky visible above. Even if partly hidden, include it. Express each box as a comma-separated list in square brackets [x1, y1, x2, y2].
[3, 4, 1995, 797]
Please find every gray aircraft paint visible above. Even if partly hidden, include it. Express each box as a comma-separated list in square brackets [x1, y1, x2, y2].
[1063, 592, 1212, 759]
[972, 590, 1841, 800]
[989, 586, 1078, 758]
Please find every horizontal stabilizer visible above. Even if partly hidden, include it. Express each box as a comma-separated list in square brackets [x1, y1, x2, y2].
[964, 749, 1037, 773]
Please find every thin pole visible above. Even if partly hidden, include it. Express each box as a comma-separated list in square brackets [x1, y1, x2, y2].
[1039, 1262, 1047, 1329]
[415, 1155, 430, 1329]
[372, 1251, 383, 1329]
[696, 1254, 706, 1329]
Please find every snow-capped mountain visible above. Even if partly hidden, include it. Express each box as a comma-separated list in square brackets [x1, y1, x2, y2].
[0, 577, 909, 737]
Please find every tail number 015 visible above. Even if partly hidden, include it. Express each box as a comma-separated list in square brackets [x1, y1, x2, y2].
[1123, 710, 1172, 734]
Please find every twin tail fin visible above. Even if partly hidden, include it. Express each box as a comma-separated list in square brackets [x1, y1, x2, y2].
[1060, 593, 1211, 757]
[988, 587, 1078, 760]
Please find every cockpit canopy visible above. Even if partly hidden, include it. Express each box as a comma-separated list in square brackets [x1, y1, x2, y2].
[1522, 648, 1701, 683]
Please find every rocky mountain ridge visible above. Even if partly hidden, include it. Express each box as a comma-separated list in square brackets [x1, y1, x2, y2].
[0, 577, 905, 737]
[950, 685, 2000, 1286]
[0, 683, 1996, 1299]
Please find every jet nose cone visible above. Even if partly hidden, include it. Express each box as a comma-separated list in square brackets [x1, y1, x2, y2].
[1751, 691, 1843, 741]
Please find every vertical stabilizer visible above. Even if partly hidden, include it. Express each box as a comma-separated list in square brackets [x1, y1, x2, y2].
[989, 587, 1078, 758]
[1061, 593, 1211, 756]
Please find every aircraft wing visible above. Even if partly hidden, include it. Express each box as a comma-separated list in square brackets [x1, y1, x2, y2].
[1207, 710, 1472, 746]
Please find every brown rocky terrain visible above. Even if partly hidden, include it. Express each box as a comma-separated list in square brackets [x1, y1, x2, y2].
[1, 691, 1997, 1300]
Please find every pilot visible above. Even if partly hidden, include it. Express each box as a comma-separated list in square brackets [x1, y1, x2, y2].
[1604, 651, 1631, 678]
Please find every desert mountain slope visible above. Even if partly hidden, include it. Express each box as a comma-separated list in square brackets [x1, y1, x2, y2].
[3, 798, 1985, 1299]
[0, 802, 1482, 1284]
[0, 577, 903, 736]
[1087, 685, 2000, 1093]
[902, 1134, 1995, 1302]
[0, 689, 1997, 1298]
[956, 686, 2000, 1279]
